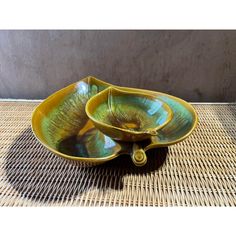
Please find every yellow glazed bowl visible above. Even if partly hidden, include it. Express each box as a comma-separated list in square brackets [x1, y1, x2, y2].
[86, 86, 173, 142]
[31, 76, 198, 167]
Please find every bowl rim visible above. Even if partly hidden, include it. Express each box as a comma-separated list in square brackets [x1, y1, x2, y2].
[85, 86, 174, 137]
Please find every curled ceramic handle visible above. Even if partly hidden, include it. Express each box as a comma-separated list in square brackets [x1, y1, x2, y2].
[145, 129, 158, 136]
[131, 143, 147, 167]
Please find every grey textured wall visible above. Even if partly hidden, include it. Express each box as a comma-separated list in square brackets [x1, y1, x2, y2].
[0, 30, 236, 102]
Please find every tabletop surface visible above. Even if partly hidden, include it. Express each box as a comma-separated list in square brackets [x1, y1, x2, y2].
[0, 101, 235, 206]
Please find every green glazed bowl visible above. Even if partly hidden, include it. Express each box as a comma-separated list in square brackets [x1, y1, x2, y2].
[31, 76, 198, 167]
[86, 86, 173, 142]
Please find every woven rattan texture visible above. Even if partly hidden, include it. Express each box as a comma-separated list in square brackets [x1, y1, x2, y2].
[0, 102, 235, 206]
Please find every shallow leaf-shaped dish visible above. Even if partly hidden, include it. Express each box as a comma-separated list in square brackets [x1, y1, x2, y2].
[31, 76, 198, 167]
[86, 86, 173, 142]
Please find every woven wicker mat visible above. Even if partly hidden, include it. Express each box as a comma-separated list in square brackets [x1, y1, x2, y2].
[0, 101, 235, 206]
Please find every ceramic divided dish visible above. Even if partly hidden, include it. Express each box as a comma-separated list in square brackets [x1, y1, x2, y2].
[31, 76, 198, 167]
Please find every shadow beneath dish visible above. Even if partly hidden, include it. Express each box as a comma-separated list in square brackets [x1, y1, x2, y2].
[3, 127, 168, 204]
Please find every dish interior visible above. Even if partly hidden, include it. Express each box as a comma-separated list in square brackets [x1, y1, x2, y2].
[32, 77, 122, 158]
[88, 88, 171, 133]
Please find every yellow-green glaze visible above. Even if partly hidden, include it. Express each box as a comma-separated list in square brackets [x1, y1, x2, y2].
[31, 76, 198, 166]
[86, 86, 173, 142]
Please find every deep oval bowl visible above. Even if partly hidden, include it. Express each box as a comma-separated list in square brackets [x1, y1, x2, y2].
[86, 87, 173, 142]
[31, 76, 123, 164]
